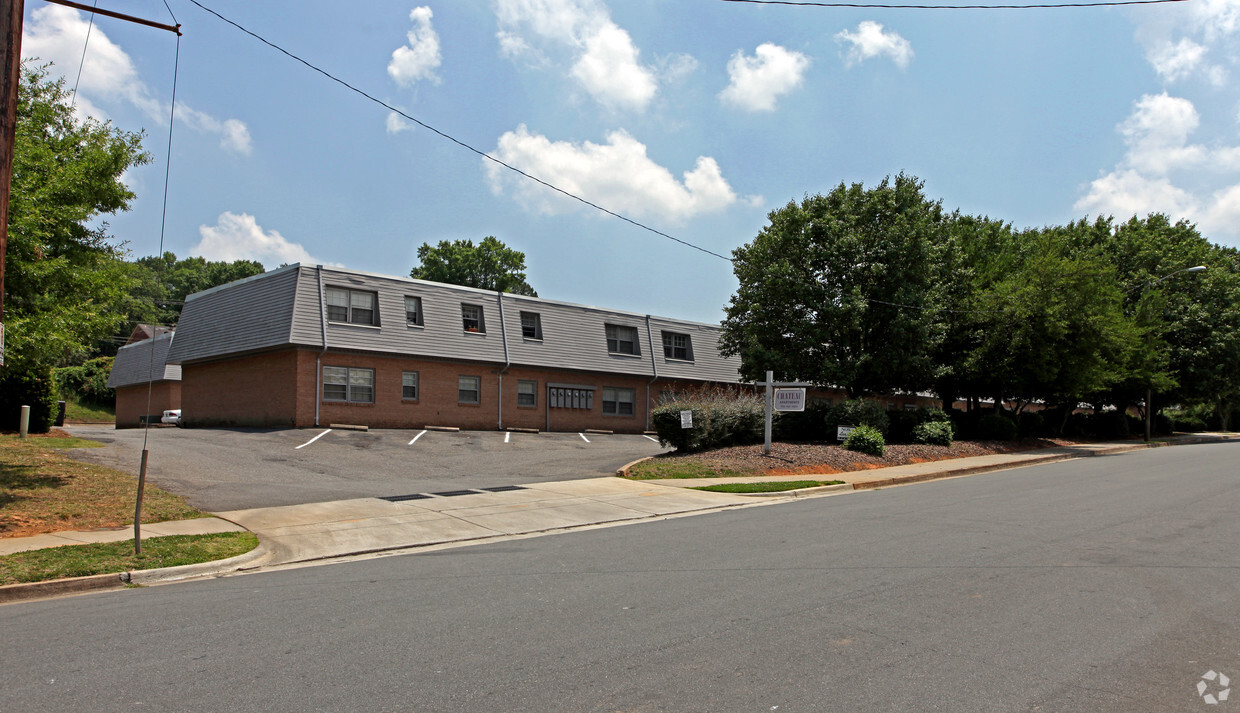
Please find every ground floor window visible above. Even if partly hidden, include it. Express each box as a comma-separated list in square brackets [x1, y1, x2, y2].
[602, 387, 635, 416]
[459, 375, 481, 404]
[517, 380, 537, 407]
[323, 366, 374, 403]
[402, 371, 419, 400]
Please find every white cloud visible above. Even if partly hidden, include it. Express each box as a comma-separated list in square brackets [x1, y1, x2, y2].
[193, 212, 321, 266]
[834, 21, 913, 69]
[23, 5, 252, 155]
[1075, 93, 1240, 239]
[719, 43, 810, 113]
[485, 125, 738, 222]
[1147, 38, 1208, 83]
[494, 0, 661, 112]
[388, 6, 442, 87]
[386, 111, 413, 134]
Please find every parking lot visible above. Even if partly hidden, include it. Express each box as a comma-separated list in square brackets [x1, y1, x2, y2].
[63, 425, 669, 511]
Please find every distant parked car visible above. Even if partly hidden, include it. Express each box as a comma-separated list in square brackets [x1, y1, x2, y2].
[161, 409, 182, 426]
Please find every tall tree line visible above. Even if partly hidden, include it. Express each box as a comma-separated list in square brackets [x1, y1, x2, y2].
[722, 175, 1240, 431]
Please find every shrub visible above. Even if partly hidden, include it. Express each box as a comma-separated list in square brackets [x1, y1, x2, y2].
[651, 387, 765, 452]
[53, 356, 116, 407]
[1167, 410, 1208, 432]
[843, 424, 885, 456]
[1016, 411, 1044, 438]
[1087, 409, 1131, 440]
[912, 420, 953, 446]
[976, 413, 1018, 441]
[0, 363, 57, 433]
[773, 401, 832, 442]
[825, 399, 890, 438]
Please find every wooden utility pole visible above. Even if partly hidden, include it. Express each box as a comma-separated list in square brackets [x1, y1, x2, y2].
[0, 0, 25, 360]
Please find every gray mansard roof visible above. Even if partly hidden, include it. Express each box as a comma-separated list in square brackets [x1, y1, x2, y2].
[166, 264, 743, 383]
[108, 332, 181, 388]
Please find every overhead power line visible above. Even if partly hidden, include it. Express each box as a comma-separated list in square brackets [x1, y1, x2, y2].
[719, 0, 1190, 9]
[182, 0, 734, 263]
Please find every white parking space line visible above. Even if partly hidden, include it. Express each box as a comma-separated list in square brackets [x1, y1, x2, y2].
[579, 433, 590, 443]
[408, 430, 427, 445]
[643, 435, 659, 442]
[504, 432, 511, 443]
[295, 429, 332, 449]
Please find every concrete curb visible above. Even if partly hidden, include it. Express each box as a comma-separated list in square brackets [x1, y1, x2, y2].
[726, 482, 854, 498]
[1, 539, 270, 606]
[0, 572, 128, 604]
[616, 455, 654, 477]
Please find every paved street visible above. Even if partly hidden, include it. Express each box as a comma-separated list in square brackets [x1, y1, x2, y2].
[62, 424, 667, 510]
[3, 442, 1239, 712]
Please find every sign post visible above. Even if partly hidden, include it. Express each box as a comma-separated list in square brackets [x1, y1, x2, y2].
[760, 371, 814, 455]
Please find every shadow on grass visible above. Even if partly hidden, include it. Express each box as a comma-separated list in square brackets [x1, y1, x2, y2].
[0, 463, 66, 507]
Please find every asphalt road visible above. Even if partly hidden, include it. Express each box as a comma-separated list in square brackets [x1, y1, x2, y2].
[4, 442, 1239, 712]
[61, 425, 668, 510]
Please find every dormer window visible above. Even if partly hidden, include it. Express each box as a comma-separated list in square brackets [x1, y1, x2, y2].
[461, 304, 485, 333]
[326, 287, 378, 326]
[520, 311, 542, 340]
[405, 296, 423, 327]
[605, 324, 639, 355]
[662, 331, 694, 361]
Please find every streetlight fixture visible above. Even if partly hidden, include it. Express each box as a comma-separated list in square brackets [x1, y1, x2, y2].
[1142, 265, 1207, 442]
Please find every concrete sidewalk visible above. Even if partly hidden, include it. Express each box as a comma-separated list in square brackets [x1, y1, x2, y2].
[3, 433, 1235, 604]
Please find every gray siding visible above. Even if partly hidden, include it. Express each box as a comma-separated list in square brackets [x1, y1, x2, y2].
[108, 333, 180, 387]
[171, 263, 744, 383]
[167, 265, 305, 365]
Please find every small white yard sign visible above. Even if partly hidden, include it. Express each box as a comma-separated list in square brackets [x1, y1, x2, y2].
[837, 425, 855, 441]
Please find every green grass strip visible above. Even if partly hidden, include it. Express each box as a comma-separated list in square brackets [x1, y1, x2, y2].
[691, 480, 843, 493]
[0, 532, 259, 586]
[623, 460, 753, 480]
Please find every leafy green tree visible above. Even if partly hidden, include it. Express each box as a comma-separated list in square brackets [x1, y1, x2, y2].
[4, 63, 149, 370]
[966, 226, 1139, 431]
[113, 252, 266, 343]
[409, 236, 537, 296]
[721, 174, 946, 397]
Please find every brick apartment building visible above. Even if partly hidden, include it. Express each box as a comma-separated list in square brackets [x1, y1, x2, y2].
[160, 264, 759, 433]
[107, 330, 181, 427]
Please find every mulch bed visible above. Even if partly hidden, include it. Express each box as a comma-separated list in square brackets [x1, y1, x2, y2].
[648, 438, 1078, 476]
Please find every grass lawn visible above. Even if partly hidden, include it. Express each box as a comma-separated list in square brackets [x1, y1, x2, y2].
[691, 480, 844, 493]
[0, 432, 204, 537]
[0, 532, 259, 585]
[622, 459, 753, 480]
[0, 432, 260, 585]
[62, 399, 115, 424]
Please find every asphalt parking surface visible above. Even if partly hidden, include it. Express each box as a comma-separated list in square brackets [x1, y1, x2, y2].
[62, 425, 669, 511]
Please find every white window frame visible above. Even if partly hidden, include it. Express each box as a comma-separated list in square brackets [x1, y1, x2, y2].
[605, 324, 639, 356]
[322, 366, 374, 404]
[402, 371, 419, 400]
[662, 331, 694, 361]
[602, 387, 636, 416]
[326, 287, 378, 326]
[517, 380, 537, 407]
[520, 311, 542, 340]
[461, 304, 485, 333]
[404, 296, 423, 327]
[458, 375, 481, 404]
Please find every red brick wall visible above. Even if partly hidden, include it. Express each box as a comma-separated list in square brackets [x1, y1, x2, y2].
[114, 381, 181, 428]
[181, 350, 300, 428]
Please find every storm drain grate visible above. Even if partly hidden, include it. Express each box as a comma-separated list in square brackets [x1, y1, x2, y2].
[431, 489, 481, 497]
[479, 485, 527, 493]
[380, 493, 431, 502]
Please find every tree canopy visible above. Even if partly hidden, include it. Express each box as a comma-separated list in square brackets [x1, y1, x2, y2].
[723, 174, 1240, 431]
[5, 63, 149, 369]
[409, 236, 537, 296]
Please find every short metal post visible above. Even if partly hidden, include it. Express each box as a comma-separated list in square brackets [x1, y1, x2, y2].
[18, 404, 28, 438]
[133, 449, 148, 554]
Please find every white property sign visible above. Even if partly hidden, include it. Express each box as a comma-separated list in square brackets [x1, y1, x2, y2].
[773, 388, 806, 412]
[837, 425, 856, 442]
[680, 410, 693, 428]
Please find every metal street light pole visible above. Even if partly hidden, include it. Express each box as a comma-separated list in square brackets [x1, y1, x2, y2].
[1143, 265, 1207, 443]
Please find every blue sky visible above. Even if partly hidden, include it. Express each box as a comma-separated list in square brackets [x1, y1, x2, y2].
[20, 0, 1240, 323]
